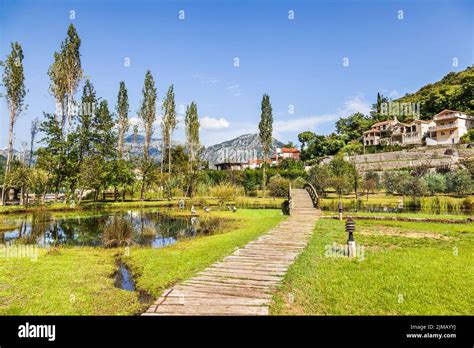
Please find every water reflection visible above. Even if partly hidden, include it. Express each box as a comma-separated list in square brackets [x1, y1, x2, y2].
[0, 210, 225, 248]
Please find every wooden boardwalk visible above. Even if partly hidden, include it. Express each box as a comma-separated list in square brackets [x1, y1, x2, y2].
[143, 189, 320, 316]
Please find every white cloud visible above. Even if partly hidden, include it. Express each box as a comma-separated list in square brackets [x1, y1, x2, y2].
[340, 94, 371, 115]
[226, 82, 243, 97]
[192, 73, 220, 85]
[200, 116, 230, 130]
[226, 84, 240, 90]
[274, 114, 338, 133]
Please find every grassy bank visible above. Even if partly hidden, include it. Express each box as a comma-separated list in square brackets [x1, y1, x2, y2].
[320, 192, 473, 213]
[124, 209, 286, 297]
[0, 209, 285, 315]
[322, 211, 472, 221]
[271, 219, 473, 315]
[0, 196, 285, 215]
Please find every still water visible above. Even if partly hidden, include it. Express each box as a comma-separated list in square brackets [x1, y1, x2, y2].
[0, 209, 226, 248]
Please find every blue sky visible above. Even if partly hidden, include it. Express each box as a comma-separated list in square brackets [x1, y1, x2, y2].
[0, 0, 472, 149]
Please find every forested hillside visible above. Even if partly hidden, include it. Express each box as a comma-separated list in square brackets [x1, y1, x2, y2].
[396, 66, 473, 118]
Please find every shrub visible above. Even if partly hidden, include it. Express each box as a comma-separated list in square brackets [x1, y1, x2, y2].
[423, 173, 447, 195]
[210, 182, 238, 207]
[292, 176, 306, 189]
[268, 175, 290, 197]
[446, 169, 473, 195]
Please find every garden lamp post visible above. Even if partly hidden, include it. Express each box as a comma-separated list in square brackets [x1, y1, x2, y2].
[345, 218, 356, 258]
[338, 201, 343, 221]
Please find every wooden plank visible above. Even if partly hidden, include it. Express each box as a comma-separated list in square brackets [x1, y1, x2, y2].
[143, 191, 321, 316]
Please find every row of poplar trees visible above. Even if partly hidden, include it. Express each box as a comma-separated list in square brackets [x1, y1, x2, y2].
[0, 24, 202, 205]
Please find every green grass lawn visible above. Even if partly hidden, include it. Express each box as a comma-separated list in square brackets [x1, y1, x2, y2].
[124, 209, 286, 297]
[0, 209, 285, 315]
[271, 219, 473, 315]
[322, 211, 471, 221]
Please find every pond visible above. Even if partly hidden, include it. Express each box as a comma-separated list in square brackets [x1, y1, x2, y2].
[0, 209, 228, 248]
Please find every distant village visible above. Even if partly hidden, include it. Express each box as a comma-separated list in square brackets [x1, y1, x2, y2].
[363, 109, 474, 147]
[212, 109, 474, 171]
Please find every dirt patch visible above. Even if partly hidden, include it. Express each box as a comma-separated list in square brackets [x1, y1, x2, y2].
[360, 227, 450, 240]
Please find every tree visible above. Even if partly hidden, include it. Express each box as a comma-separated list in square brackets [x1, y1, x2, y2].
[362, 171, 379, 200]
[370, 93, 390, 121]
[29, 118, 39, 167]
[48, 24, 82, 132]
[77, 155, 102, 203]
[161, 85, 177, 173]
[424, 173, 446, 195]
[446, 169, 473, 196]
[298, 131, 315, 150]
[335, 112, 372, 142]
[37, 113, 69, 201]
[258, 94, 273, 197]
[277, 158, 304, 170]
[308, 163, 332, 196]
[138, 70, 157, 200]
[268, 174, 290, 197]
[300, 133, 345, 160]
[76, 80, 97, 163]
[116, 81, 129, 158]
[62, 24, 83, 132]
[1, 42, 26, 205]
[329, 155, 353, 198]
[460, 128, 474, 143]
[185, 101, 201, 196]
[5, 160, 30, 206]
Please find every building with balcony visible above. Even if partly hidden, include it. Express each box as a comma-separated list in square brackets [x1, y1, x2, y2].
[426, 109, 474, 146]
[363, 119, 398, 146]
[390, 119, 435, 145]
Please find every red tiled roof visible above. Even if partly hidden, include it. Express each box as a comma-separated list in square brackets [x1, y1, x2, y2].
[281, 147, 300, 153]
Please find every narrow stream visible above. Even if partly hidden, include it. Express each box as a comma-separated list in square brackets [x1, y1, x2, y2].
[114, 259, 154, 304]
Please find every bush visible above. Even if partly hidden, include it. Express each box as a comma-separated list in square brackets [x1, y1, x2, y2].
[292, 176, 306, 189]
[210, 182, 238, 207]
[446, 169, 473, 195]
[268, 175, 290, 197]
[424, 173, 447, 195]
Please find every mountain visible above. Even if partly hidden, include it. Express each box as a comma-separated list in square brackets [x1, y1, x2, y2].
[123, 134, 182, 158]
[201, 134, 285, 167]
[395, 66, 473, 118]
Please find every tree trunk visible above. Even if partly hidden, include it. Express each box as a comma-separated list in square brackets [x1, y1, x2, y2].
[168, 143, 172, 173]
[114, 186, 118, 202]
[78, 188, 84, 205]
[25, 189, 29, 207]
[262, 157, 267, 198]
[19, 187, 24, 206]
[1, 110, 16, 206]
[140, 178, 146, 201]
[122, 188, 126, 202]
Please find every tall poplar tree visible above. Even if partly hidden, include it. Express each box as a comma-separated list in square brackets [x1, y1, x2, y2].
[48, 24, 82, 132]
[258, 94, 273, 197]
[116, 81, 129, 158]
[1, 42, 26, 205]
[184, 101, 200, 197]
[185, 101, 200, 172]
[161, 84, 177, 173]
[138, 70, 157, 200]
[29, 118, 39, 167]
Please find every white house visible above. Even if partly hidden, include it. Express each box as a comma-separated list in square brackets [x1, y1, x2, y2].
[426, 109, 474, 146]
